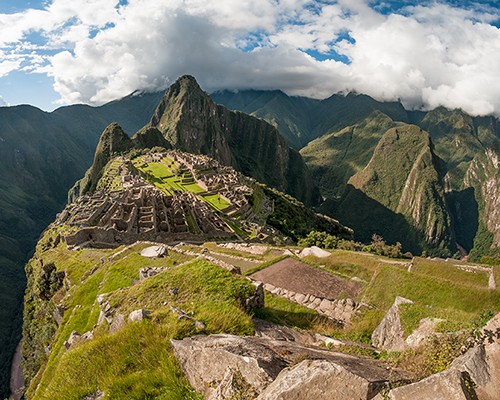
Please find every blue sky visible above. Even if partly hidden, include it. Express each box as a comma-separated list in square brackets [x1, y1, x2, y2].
[1, 1, 500, 116]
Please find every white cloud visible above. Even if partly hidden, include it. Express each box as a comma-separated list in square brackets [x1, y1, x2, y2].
[2, 0, 500, 117]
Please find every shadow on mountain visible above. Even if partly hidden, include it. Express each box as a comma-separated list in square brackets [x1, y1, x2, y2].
[446, 187, 479, 252]
[318, 185, 426, 255]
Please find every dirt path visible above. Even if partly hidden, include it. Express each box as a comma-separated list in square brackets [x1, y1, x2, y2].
[10, 341, 23, 400]
[250, 258, 363, 299]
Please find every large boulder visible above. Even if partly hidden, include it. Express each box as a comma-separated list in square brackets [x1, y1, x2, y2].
[257, 359, 386, 400]
[170, 334, 288, 396]
[171, 334, 408, 398]
[372, 296, 414, 352]
[389, 368, 474, 400]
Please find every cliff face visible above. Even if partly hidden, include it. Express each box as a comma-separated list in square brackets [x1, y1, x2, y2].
[347, 125, 454, 251]
[147, 75, 321, 206]
[461, 144, 500, 257]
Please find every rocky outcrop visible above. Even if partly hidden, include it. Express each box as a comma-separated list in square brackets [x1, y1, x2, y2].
[170, 334, 288, 396]
[371, 296, 414, 352]
[405, 317, 444, 348]
[257, 359, 385, 400]
[170, 333, 406, 398]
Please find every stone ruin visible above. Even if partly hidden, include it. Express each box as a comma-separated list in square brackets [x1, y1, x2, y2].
[58, 183, 234, 248]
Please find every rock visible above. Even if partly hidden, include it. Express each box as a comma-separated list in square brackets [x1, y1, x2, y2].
[140, 245, 167, 258]
[245, 282, 265, 310]
[171, 305, 191, 319]
[253, 319, 316, 344]
[97, 310, 106, 326]
[80, 389, 105, 400]
[294, 293, 306, 304]
[109, 313, 126, 334]
[405, 318, 444, 348]
[63, 330, 82, 350]
[388, 368, 474, 399]
[372, 296, 414, 352]
[81, 331, 94, 341]
[52, 305, 65, 326]
[481, 311, 500, 345]
[206, 368, 237, 400]
[128, 309, 152, 322]
[263, 283, 275, 292]
[195, 320, 206, 330]
[318, 299, 333, 313]
[139, 266, 168, 282]
[171, 334, 406, 398]
[451, 343, 500, 400]
[169, 287, 179, 296]
[257, 359, 386, 400]
[170, 334, 288, 395]
[299, 246, 331, 258]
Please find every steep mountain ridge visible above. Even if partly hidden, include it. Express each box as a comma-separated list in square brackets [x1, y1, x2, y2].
[144, 75, 321, 206]
[348, 125, 454, 250]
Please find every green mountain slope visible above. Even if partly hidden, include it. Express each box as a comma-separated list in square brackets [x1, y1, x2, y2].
[0, 91, 163, 398]
[320, 125, 455, 256]
[300, 110, 404, 198]
[456, 144, 500, 261]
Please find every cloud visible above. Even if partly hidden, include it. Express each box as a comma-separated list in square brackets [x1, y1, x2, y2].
[2, 0, 500, 117]
[0, 95, 8, 107]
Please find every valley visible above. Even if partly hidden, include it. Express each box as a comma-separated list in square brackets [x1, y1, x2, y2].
[3, 74, 500, 398]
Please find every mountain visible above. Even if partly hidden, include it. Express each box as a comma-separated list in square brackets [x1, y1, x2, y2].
[142, 75, 321, 207]
[300, 110, 403, 198]
[449, 144, 500, 261]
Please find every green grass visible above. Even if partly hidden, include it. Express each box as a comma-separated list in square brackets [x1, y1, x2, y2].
[28, 258, 256, 400]
[201, 194, 231, 211]
[365, 263, 500, 313]
[398, 303, 474, 337]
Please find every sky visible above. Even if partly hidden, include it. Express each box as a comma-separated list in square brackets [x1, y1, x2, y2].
[1, 0, 500, 116]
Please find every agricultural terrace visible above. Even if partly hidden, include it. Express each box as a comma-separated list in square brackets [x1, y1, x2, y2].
[132, 154, 240, 219]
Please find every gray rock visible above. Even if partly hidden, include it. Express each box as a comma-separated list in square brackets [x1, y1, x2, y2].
[195, 320, 206, 330]
[245, 282, 265, 310]
[253, 319, 316, 344]
[63, 330, 82, 350]
[257, 359, 385, 400]
[140, 245, 167, 258]
[372, 296, 414, 352]
[170, 334, 288, 396]
[294, 293, 306, 304]
[109, 313, 126, 334]
[128, 309, 152, 322]
[319, 299, 333, 313]
[80, 389, 104, 400]
[52, 305, 65, 326]
[206, 368, 236, 400]
[389, 368, 474, 400]
[405, 318, 444, 348]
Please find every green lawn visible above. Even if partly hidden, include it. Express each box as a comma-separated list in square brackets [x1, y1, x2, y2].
[201, 194, 231, 211]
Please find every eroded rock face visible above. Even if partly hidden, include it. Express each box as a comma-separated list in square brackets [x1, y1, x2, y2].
[257, 359, 384, 400]
[372, 296, 414, 352]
